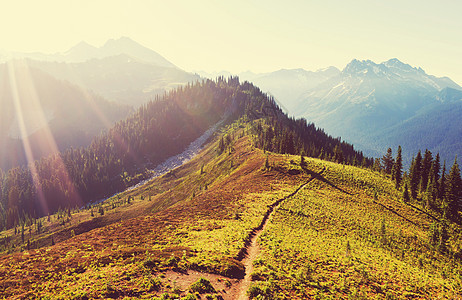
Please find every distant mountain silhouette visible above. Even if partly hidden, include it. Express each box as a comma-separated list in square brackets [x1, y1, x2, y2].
[3, 37, 175, 67]
[0, 61, 130, 170]
[27, 54, 199, 107]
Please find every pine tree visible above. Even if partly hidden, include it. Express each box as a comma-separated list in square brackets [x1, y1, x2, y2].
[428, 222, 439, 247]
[432, 153, 441, 188]
[382, 148, 394, 174]
[426, 155, 441, 209]
[334, 145, 344, 164]
[373, 158, 381, 172]
[420, 149, 433, 193]
[439, 162, 446, 202]
[409, 151, 422, 199]
[425, 179, 436, 209]
[445, 158, 462, 221]
[391, 146, 402, 189]
[402, 182, 410, 203]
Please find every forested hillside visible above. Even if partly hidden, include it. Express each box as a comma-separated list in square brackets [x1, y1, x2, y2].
[0, 77, 369, 231]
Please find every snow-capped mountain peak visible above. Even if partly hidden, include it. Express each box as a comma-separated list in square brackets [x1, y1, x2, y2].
[343, 59, 386, 77]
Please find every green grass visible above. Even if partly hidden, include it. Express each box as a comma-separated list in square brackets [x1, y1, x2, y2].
[0, 123, 312, 298]
[1, 121, 462, 299]
[250, 157, 462, 299]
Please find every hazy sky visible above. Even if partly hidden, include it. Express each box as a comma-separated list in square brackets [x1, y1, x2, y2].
[2, 0, 462, 84]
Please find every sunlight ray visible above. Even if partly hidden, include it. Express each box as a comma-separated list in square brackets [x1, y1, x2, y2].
[6, 60, 84, 213]
[7, 60, 49, 215]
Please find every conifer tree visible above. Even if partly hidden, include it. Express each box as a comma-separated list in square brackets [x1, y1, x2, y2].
[409, 151, 422, 199]
[432, 153, 441, 188]
[373, 158, 381, 172]
[428, 222, 439, 247]
[439, 162, 446, 202]
[445, 158, 462, 221]
[402, 182, 410, 203]
[334, 145, 344, 164]
[382, 148, 394, 174]
[426, 155, 441, 209]
[391, 146, 402, 189]
[420, 149, 433, 193]
[425, 179, 436, 209]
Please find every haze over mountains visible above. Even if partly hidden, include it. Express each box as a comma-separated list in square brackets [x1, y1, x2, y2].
[293, 58, 462, 162]
[26, 54, 198, 107]
[1, 36, 175, 67]
[0, 38, 200, 169]
[0, 62, 129, 170]
[201, 59, 462, 163]
[3, 37, 199, 106]
[3, 37, 462, 168]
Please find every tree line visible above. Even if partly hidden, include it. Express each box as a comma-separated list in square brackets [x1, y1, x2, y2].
[251, 117, 372, 167]
[381, 146, 461, 223]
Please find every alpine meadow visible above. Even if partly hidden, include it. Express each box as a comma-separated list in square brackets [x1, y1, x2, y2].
[1, 1, 462, 299]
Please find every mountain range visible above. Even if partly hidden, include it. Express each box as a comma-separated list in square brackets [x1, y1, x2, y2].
[1, 36, 175, 67]
[202, 59, 462, 163]
[4, 37, 199, 106]
[0, 38, 200, 170]
[4, 38, 462, 167]
[292, 58, 462, 162]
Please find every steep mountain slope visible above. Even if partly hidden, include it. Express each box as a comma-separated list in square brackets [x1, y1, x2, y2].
[0, 123, 460, 299]
[0, 61, 130, 170]
[294, 58, 462, 161]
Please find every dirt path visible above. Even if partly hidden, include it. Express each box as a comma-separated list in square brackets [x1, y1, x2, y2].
[236, 219, 266, 299]
[156, 168, 325, 300]
[236, 167, 325, 299]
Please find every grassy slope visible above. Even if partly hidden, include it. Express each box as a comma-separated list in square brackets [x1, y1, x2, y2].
[0, 122, 461, 299]
[251, 159, 462, 299]
[0, 123, 311, 299]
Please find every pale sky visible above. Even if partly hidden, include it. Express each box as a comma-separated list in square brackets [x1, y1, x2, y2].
[2, 0, 462, 84]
